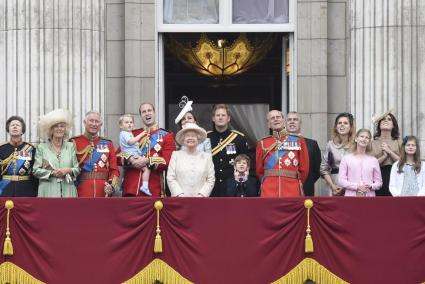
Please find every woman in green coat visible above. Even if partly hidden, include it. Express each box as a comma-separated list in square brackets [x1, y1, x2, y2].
[33, 109, 80, 197]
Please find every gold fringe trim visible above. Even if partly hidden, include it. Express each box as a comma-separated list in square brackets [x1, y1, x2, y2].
[272, 258, 348, 284]
[122, 258, 193, 284]
[3, 200, 14, 256]
[0, 261, 45, 284]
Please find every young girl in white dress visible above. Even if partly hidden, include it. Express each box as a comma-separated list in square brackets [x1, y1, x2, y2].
[389, 136, 425, 196]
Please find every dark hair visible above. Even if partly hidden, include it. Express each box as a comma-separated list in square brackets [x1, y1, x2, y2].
[374, 113, 400, 139]
[177, 111, 198, 129]
[398, 135, 421, 173]
[6, 116, 26, 134]
[332, 112, 355, 145]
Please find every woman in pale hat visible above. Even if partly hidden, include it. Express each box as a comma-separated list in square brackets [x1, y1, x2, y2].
[167, 123, 215, 197]
[175, 97, 211, 153]
[33, 109, 80, 197]
[370, 111, 401, 196]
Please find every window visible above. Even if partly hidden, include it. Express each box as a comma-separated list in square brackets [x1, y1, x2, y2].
[232, 0, 289, 24]
[159, 0, 294, 32]
[163, 0, 219, 24]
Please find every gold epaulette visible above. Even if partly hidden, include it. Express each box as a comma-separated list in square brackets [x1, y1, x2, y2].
[231, 130, 245, 136]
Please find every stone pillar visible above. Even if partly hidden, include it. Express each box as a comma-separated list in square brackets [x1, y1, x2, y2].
[350, 0, 425, 148]
[0, 0, 105, 142]
[104, 0, 155, 145]
[297, 0, 329, 195]
[297, 0, 329, 146]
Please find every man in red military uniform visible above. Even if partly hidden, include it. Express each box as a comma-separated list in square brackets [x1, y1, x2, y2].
[256, 110, 309, 197]
[70, 111, 120, 197]
[117, 103, 175, 197]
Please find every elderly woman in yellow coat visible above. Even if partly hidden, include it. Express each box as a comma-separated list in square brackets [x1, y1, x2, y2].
[33, 109, 80, 197]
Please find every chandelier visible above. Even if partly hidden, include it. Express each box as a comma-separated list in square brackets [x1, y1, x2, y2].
[166, 33, 276, 78]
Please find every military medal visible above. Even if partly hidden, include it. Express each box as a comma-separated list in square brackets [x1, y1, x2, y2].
[288, 151, 295, 159]
[154, 144, 162, 152]
[226, 143, 236, 155]
[284, 158, 291, 166]
[293, 158, 299, 167]
[17, 150, 31, 160]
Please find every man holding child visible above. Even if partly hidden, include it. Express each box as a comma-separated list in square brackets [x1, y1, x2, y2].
[118, 103, 176, 197]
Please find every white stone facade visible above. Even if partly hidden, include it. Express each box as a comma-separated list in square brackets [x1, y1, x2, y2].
[350, 0, 425, 151]
[0, 0, 105, 143]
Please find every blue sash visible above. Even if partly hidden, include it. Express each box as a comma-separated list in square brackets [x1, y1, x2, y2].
[262, 136, 299, 184]
[0, 146, 32, 195]
[82, 139, 109, 173]
[140, 130, 167, 156]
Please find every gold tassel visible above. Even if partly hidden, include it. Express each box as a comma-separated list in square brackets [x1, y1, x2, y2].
[154, 200, 163, 254]
[3, 200, 14, 256]
[304, 199, 314, 253]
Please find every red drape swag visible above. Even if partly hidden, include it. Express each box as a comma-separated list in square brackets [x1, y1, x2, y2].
[1, 197, 425, 284]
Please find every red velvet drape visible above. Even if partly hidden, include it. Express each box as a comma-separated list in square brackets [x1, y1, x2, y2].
[1, 197, 425, 284]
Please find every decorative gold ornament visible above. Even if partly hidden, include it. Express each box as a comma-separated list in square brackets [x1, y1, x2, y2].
[0, 262, 45, 284]
[3, 200, 14, 256]
[167, 33, 276, 78]
[122, 258, 193, 284]
[271, 258, 348, 284]
[304, 199, 314, 253]
[154, 200, 164, 253]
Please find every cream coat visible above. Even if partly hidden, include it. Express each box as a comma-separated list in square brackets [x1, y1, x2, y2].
[167, 150, 215, 197]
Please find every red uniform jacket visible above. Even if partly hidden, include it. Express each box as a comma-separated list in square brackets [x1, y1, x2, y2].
[256, 133, 309, 197]
[70, 134, 120, 197]
[117, 126, 175, 197]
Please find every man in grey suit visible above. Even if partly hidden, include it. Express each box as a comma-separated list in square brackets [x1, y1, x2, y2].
[285, 112, 321, 196]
